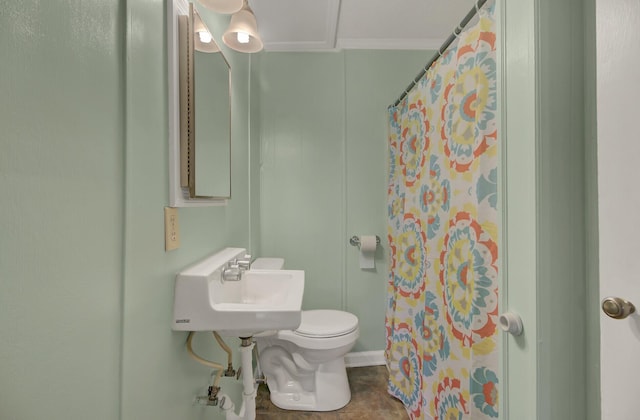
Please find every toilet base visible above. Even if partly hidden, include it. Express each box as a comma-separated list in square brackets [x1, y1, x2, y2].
[267, 357, 351, 411]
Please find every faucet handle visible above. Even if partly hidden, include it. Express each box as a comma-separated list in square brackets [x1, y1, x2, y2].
[221, 264, 242, 282]
[235, 254, 252, 270]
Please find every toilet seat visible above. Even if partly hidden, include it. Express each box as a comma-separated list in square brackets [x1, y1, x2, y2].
[277, 310, 359, 350]
[294, 310, 359, 338]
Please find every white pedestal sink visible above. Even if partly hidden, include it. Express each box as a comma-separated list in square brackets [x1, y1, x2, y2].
[172, 248, 304, 336]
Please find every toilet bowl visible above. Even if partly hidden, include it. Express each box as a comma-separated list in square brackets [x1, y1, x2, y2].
[255, 309, 359, 411]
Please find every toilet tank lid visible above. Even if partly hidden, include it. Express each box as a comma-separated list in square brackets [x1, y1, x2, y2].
[295, 310, 359, 337]
[251, 257, 285, 270]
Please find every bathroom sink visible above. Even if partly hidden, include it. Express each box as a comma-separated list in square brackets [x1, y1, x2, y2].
[208, 269, 304, 336]
[172, 248, 304, 336]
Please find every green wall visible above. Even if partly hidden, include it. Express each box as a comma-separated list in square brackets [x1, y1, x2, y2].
[0, 1, 252, 419]
[119, 1, 253, 419]
[0, 0, 124, 418]
[253, 50, 430, 352]
[503, 0, 595, 418]
[536, 0, 587, 417]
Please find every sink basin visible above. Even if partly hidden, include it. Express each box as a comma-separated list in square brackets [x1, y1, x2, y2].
[172, 248, 304, 336]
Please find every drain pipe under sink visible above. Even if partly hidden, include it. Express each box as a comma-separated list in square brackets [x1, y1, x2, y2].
[218, 338, 257, 420]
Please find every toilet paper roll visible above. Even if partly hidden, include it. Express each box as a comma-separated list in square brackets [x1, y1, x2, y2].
[360, 235, 377, 253]
[359, 235, 377, 269]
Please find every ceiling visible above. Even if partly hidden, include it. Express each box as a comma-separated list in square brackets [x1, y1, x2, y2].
[248, 0, 477, 52]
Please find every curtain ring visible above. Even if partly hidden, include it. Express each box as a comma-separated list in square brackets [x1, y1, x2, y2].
[453, 24, 463, 38]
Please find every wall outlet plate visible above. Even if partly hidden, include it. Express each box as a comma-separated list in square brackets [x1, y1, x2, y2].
[164, 207, 180, 251]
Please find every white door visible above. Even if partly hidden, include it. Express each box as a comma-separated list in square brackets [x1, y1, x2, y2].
[597, 0, 640, 418]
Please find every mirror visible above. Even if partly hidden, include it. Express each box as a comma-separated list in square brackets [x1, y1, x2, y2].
[193, 39, 231, 198]
[171, 1, 231, 204]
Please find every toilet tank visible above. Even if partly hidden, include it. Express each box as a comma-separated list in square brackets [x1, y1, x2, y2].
[252, 258, 285, 270]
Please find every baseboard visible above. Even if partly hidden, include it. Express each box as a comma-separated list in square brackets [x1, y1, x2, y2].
[344, 350, 386, 368]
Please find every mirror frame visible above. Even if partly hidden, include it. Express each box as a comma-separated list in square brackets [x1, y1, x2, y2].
[167, 0, 231, 207]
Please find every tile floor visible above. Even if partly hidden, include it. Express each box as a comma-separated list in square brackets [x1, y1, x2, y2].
[255, 365, 408, 419]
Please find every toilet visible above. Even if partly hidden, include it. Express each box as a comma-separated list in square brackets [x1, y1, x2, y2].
[251, 258, 360, 412]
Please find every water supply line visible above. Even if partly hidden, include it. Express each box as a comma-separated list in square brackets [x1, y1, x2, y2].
[213, 331, 236, 376]
[186, 331, 225, 389]
[186, 332, 258, 418]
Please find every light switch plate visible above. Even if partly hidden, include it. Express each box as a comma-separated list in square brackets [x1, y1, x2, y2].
[164, 207, 180, 251]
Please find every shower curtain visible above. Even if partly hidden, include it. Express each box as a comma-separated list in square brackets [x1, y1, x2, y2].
[385, 3, 498, 420]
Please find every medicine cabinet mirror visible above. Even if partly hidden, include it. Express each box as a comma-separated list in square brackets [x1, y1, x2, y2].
[168, 0, 231, 206]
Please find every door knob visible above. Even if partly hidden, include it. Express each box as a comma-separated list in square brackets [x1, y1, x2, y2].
[601, 296, 636, 319]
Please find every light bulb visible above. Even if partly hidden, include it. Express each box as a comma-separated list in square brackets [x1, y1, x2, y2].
[237, 31, 250, 44]
[198, 31, 213, 44]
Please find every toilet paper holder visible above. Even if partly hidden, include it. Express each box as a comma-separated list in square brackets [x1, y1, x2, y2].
[349, 235, 381, 248]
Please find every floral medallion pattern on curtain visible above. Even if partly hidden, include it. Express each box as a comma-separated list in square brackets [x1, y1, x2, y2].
[385, 3, 498, 419]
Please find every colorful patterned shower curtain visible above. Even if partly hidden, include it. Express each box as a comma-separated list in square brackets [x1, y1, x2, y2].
[385, 3, 498, 419]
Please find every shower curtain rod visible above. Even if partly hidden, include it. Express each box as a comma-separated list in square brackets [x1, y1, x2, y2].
[390, 0, 489, 108]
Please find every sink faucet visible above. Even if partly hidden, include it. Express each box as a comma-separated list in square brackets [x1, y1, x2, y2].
[221, 255, 252, 282]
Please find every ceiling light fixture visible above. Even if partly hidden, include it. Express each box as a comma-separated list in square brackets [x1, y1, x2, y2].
[197, 0, 243, 15]
[222, 0, 263, 53]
